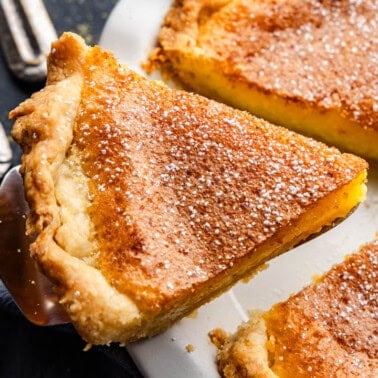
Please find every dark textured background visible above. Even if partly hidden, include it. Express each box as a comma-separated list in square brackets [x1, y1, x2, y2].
[0, 1, 143, 377]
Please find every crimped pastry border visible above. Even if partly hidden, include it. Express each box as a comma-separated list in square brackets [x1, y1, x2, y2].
[10, 33, 143, 345]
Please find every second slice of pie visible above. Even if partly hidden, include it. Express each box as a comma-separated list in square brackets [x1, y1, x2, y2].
[11, 33, 367, 345]
[150, 0, 378, 160]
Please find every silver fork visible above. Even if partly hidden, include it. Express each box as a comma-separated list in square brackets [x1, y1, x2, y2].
[0, 0, 57, 82]
[0, 166, 69, 325]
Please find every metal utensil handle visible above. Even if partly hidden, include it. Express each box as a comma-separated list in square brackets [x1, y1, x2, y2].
[0, 122, 12, 179]
[0, 0, 57, 82]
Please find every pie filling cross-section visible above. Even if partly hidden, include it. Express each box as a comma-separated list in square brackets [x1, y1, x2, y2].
[150, 0, 378, 160]
[11, 33, 367, 345]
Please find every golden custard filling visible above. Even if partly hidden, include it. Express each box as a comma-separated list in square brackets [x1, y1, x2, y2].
[152, 0, 378, 159]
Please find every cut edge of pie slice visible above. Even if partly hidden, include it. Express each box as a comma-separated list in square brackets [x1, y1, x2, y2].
[10, 32, 367, 345]
[212, 239, 378, 377]
[149, 0, 378, 160]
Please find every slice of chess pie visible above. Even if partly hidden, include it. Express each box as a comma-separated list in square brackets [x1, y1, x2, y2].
[10, 33, 367, 345]
[213, 239, 378, 377]
[150, 0, 378, 160]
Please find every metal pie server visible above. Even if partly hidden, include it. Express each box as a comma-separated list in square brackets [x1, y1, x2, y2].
[0, 166, 69, 325]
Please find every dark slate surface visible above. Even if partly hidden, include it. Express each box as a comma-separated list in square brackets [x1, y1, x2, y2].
[0, 1, 143, 376]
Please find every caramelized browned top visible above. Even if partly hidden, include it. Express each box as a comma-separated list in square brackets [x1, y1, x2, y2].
[72, 43, 366, 313]
[168, 0, 378, 129]
[264, 242, 378, 377]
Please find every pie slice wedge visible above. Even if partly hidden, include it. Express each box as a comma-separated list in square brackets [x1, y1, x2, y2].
[213, 239, 378, 377]
[150, 0, 378, 160]
[10, 33, 367, 345]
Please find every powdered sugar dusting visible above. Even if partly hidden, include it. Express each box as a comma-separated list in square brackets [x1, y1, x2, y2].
[199, 0, 378, 127]
[72, 48, 365, 306]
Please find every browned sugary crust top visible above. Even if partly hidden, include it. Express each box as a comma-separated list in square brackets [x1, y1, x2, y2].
[10, 33, 367, 322]
[74, 40, 366, 312]
[265, 241, 378, 376]
[158, 0, 378, 129]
